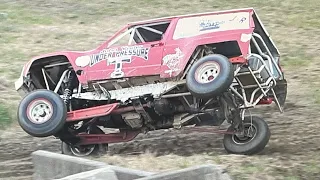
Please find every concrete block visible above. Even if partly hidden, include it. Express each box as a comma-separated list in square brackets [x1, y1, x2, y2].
[55, 167, 118, 180]
[31, 150, 232, 180]
[107, 165, 155, 180]
[31, 150, 153, 180]
[32, 150, 107, 180]
[136, 164, 232, 180]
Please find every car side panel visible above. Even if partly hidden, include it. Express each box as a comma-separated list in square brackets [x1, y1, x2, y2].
[82, 42, 164, 80]
[160, 9, 255, 78]
[160, 29, 254, 78]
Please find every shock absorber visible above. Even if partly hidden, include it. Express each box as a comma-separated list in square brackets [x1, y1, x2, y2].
[63, 70, 75, 105]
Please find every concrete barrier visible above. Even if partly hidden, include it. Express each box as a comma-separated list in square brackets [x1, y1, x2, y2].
[107, 165, 154, 180]
[56, 168, 118, 180]
[32, 150, 153, 180]
[32, 150, 232, 180]
[32, 150, 107, 180]
[136, 164, 232, 180]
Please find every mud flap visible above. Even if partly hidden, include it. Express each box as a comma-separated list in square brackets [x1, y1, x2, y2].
[273, 79, 287, 108]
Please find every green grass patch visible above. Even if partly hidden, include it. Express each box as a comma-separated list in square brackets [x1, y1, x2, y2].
[302, 161, 320, 174]
[280, 51, 312, 68]
[0, 33, 18, 44]
[0, 103, 12, 128]
[0, 3, 54, 26]
[238, 163, 264, 174]
[312, 90, 320, 104]
[283, 176, 300, 180]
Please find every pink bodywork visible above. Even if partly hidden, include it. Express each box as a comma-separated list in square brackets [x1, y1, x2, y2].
[22, 8, 256, 86]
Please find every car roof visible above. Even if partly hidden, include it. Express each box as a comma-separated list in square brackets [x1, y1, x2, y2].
[127, 7, 255, 26]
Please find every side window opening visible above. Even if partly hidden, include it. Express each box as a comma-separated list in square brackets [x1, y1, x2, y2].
[108, 21, 170, 47]
[134, 22, 170, 42]
[108, 28, 137, 47]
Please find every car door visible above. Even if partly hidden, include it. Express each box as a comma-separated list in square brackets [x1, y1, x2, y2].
[105, 40, 164, 79]
[84, 23, 169, 80]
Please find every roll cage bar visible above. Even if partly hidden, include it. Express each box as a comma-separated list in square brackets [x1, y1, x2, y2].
[108, 21, 170, 47]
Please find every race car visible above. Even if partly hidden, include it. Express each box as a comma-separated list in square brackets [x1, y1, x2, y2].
[15, 8, 287, 156]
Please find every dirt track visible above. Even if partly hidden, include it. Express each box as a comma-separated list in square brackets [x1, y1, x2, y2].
[1, 73, 320, 180]
[0, 128, 59, 180]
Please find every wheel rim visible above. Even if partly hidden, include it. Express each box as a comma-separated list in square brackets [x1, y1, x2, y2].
[195, 62, 220, 83]
[27, 99, 53, 124]
[68, 127, 102, 156]
[70, 145, 96, 157]
[232, 123, 257, 145]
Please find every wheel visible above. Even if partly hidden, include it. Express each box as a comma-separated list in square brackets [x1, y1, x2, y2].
[223, 116, 271, 155]
[17, 89, 67, 137]
[186, 54, 233, 98]
[61, 126, 107, 157]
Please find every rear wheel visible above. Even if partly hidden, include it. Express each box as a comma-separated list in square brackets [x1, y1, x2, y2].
[61, 126, 108, 157]
[186, 54, 234, 98]
[17, 89, 67, 137]
[223, 116, 270, 155]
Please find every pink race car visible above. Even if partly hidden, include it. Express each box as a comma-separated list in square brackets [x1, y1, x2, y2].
[15, 8, 287, 156]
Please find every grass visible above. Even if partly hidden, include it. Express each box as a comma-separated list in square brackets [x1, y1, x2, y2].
[280, 53, 311, 69]
[0, 103, 12, 128]
[1, 0, 320, 179]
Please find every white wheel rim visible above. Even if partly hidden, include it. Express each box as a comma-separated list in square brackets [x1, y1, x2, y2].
[27, 99, 53, 124]
[70, 145, 96, 156]
[232, 123, 257, 145]
[195, 62, 220, 83]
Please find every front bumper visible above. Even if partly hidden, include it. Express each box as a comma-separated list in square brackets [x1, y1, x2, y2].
[15, 76, 29, 97]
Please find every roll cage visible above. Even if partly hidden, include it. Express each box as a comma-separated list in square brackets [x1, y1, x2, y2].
[107, 21, 171, 47]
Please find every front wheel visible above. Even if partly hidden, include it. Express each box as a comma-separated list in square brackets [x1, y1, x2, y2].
[17, 89, 67, 137]
[223, 116, 271, 155]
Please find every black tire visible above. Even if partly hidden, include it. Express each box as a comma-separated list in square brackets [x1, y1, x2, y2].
[61, 126, 107, 157]
[186, 54, 233, 98]
[223, 116, 271, 155]
[17, 89, 67, 137]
